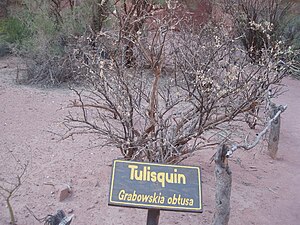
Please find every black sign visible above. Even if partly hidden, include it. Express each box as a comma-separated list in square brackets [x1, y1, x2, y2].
[108, 160, 202, 212]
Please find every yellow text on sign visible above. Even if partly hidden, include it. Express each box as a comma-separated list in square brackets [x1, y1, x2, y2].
[128, 165, 187, 187]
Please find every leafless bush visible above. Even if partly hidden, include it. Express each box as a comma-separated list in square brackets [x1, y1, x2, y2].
[222, 0, 294, 61]
[23, 54, 75, 86]
[0, 149, 29, 225]
[63, 2, 290, 163]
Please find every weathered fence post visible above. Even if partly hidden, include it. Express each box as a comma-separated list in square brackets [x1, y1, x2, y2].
[212, 144, 232, 225]
[268, 102, 281, 159]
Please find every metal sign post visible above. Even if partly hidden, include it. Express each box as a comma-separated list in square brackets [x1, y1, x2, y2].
[146, 209, 160, 225]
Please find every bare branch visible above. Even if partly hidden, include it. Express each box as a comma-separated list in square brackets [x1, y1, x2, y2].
[226, 104, 287, 157]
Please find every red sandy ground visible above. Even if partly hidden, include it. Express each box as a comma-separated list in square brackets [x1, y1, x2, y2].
[0, 56, 299, 225]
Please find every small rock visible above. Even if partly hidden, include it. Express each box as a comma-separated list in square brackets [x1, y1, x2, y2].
[67, 208, 74, 213]
[87, 205, 95, 210]
[95, 181, 100, 187]
[56, 184, 72, 201]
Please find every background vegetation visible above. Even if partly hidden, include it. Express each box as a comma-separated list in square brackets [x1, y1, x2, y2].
[0, 0, 299, 83]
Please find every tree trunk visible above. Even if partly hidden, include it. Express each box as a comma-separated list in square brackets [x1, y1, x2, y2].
[0, 0, 9, 18]
[212, 144, 232, 225]
[268, 102, 281, 159]
[91, 0, 109, 33]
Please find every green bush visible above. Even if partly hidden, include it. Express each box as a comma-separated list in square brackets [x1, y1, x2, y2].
[281, 15, 300, 49]
[2, 0, 111, 85]
[0, 17, 30, 45]
[12, 1, 92, 85]
[279, 15, 300, 77]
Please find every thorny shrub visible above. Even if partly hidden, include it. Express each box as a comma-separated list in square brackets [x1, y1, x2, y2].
[63, 12, 294, 163]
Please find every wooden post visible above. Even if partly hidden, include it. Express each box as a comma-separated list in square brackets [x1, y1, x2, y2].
[212, 144, 232, 225]
[146, 209, 160, 225]
[268, 102, 281, 159]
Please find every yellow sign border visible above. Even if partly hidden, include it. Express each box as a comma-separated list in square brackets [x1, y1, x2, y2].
[109, 160, 202, 212]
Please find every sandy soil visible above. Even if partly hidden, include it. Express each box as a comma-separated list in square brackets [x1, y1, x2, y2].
[0, 56, 300, 225]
